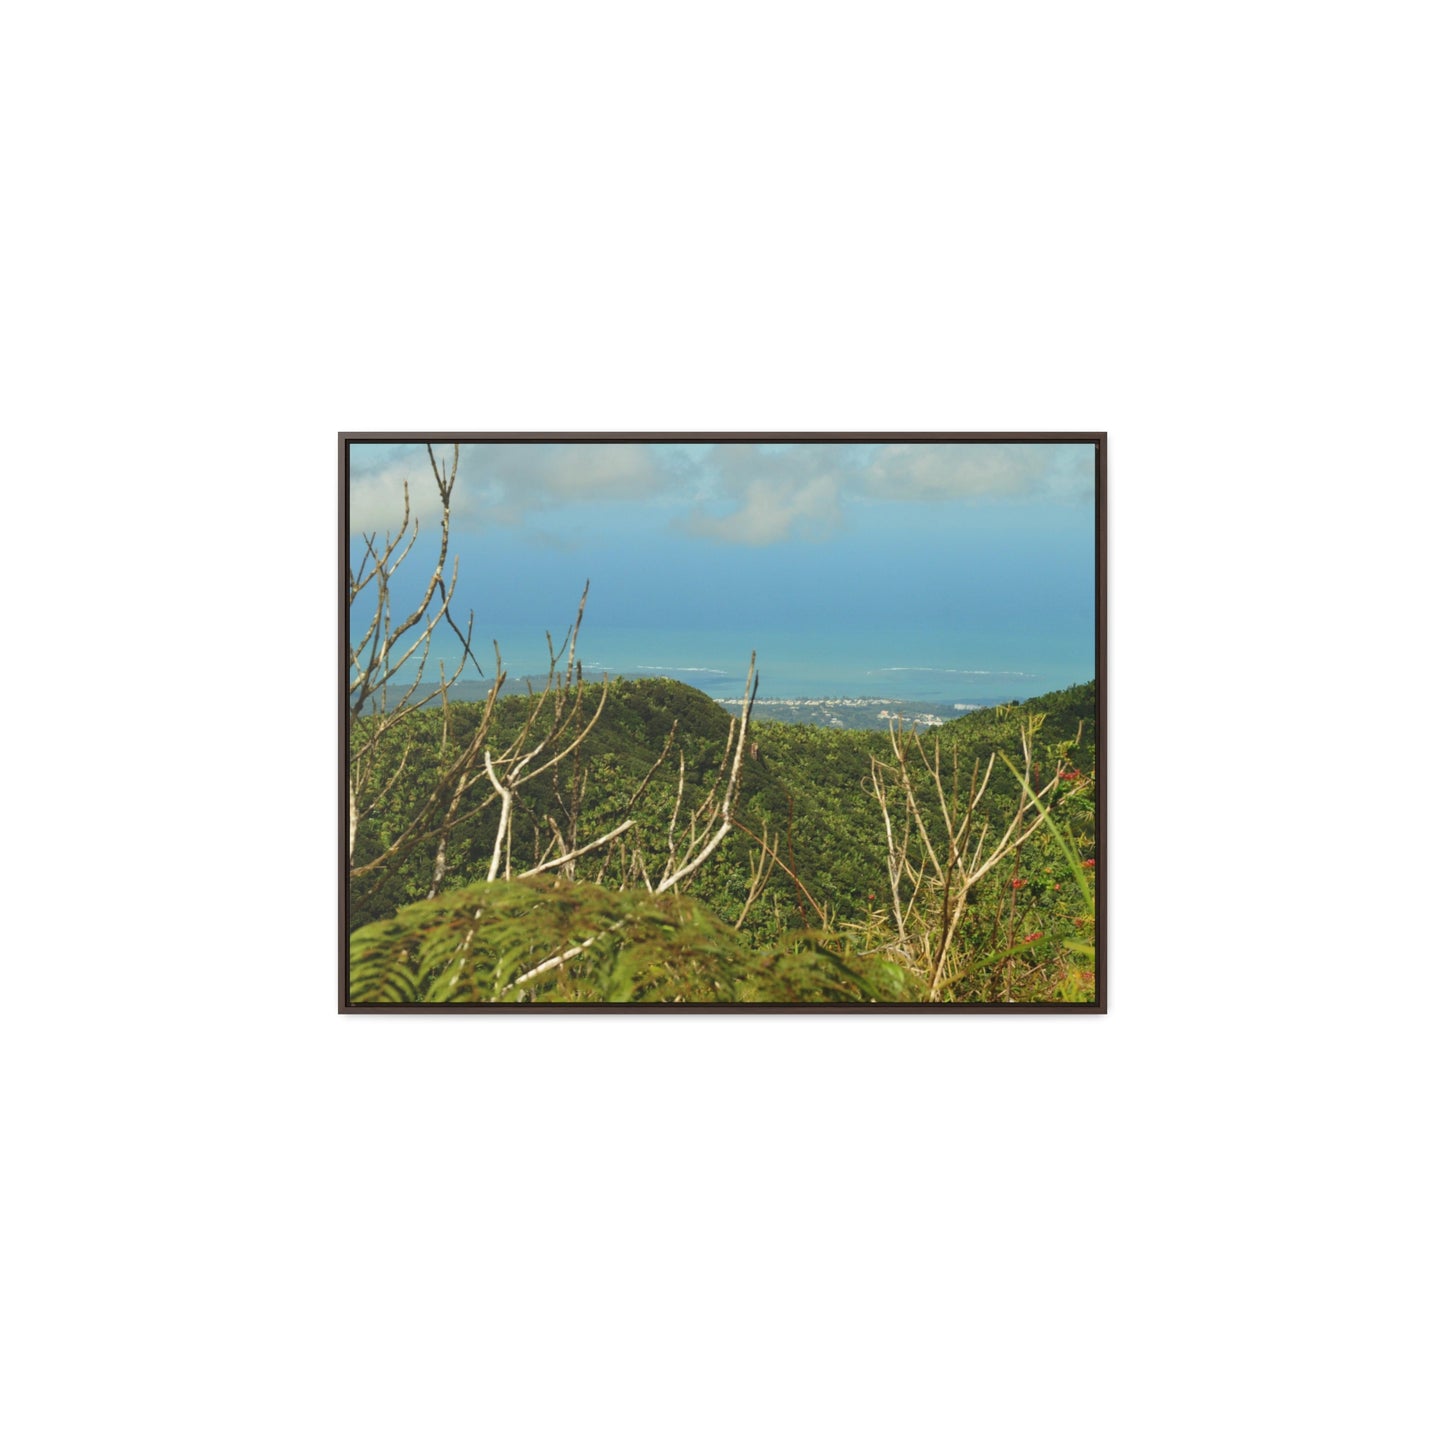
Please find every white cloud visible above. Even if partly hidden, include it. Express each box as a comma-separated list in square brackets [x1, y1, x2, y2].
[684, 474, 842, 545]
[348, 441, 669, 536]
[678, 441, 1094, 545]
[347, 439, 1096, 542]
[679, 442, 848, 545]
[863, 442, 1095, 501]
[348, 444, 449, 535]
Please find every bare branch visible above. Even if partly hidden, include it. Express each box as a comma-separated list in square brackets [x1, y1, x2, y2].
[654, 652, 757, 895]
[517, 819, 636, 879]
[505, 915, 631, 994]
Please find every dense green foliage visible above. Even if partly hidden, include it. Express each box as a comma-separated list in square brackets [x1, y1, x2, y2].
[349, 678, 1097, 1004]
[349, 876, 907, 1005]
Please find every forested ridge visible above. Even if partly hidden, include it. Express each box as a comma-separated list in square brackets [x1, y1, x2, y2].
[349, 677, 1097, 1005]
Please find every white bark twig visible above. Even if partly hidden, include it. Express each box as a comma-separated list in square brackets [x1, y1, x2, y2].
[866, 712, 1081, 1001]
[654, 653, 758, 895]
[506, 916, 631, 993]
[517, 820, 635, 879]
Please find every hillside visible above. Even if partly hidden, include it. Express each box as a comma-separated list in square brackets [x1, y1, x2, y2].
[348, 676, 1098, 1004]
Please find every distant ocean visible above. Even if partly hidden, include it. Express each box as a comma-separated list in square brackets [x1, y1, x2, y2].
[456, 622, 1093, 708]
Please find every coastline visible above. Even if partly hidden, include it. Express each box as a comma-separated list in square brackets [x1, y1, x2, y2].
[403, 664, 1066, 731]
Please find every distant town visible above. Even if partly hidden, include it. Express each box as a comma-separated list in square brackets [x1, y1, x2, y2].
[716, 697, 994, 731]
[410, 672, 1004, 732]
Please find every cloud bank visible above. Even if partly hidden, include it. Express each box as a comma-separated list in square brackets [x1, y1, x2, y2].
[349, 439, 1094, 544]
[348, 441, 671, 535]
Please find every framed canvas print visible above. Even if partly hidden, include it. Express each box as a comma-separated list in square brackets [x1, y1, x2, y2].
[340, 433, 1105, 1011]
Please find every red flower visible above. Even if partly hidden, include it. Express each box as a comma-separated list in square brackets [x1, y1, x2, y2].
[1010, 877, 1025, 889]
[1023, 931, 1042, 943]
[1053, 883, 1062, 891]
[1082, 859, 1096, 869]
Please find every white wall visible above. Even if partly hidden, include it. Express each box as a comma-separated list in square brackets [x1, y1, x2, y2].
[6, 4, 1440, 1442]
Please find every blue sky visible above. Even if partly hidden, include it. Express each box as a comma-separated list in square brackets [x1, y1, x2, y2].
[348, 441, 1097, 697]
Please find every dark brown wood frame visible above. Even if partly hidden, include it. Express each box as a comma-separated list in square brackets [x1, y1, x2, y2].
[339, 432, 1106, 1013]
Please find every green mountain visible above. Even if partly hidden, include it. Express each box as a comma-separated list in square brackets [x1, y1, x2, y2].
[348, 677, 1098, 1005]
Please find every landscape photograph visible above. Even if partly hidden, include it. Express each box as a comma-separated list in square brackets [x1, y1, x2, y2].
[343, 434, 1102, 1009]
